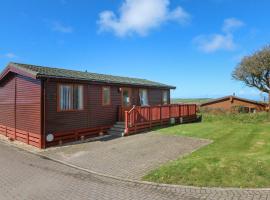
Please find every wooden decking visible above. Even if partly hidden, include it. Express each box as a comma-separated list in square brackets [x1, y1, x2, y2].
[123, 104, 198, 135]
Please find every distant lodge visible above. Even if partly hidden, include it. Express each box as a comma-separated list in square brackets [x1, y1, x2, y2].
[200, 96, 267, 113]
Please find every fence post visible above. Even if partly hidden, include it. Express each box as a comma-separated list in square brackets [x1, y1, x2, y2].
[124, 111, 129, 136]
[160, 106, 163, 125]
[149, 107, 152, 129]
[178, 105, 181, 123]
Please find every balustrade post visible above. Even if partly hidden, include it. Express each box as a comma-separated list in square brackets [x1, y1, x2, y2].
[149, 107, 152, 129]
[124, 111, 129, 136]
[160, 106, 163, 125]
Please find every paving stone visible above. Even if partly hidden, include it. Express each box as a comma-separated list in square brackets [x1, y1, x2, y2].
[40, 132, 211, 179]
[1, 139, 270, 199]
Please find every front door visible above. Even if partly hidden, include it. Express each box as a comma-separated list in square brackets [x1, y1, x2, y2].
[119, 88, 132, 121]
[122, 88, 132, 107]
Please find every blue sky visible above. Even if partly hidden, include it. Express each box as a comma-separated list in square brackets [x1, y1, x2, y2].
[0, 0, 269, 100]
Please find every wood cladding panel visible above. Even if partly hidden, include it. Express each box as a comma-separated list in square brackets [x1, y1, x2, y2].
[16, 75, 41, 135]
[45, 80, 171, 147]
[45, 81, 89, 133]
[45, 82, 170, 133]
[88, 85, 121, 127]
[0, 75, 15, 129]
[1, 73, 171, 148]
[45, 82, 121, 134]
[0, 74, 41, 148]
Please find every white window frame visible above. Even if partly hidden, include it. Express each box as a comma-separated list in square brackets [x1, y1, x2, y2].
[58, 84, 84, 111]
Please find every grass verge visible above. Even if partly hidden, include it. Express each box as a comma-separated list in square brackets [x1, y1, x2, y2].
[144, 112, 270, 188]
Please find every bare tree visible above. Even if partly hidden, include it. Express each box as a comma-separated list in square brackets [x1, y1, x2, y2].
[232, 45, 270, 108]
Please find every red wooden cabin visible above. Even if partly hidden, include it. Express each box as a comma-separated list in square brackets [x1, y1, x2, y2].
[0, 62, 197, 148]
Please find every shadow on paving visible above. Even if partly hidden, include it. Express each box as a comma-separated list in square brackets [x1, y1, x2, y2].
[40, 132, 211, 180]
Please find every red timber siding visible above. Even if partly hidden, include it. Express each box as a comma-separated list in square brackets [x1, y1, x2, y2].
[0, 75, 15, 133]
[45, 81, 121, 146]
[44, 80, 170, 147]
[0, 74, 42, 148]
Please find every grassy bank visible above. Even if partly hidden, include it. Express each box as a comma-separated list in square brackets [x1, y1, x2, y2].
[144, 113, 270, 188]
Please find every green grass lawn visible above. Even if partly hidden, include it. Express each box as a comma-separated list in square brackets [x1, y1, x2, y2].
[144, 113, 270, 188]
[171, 98, 212, 104]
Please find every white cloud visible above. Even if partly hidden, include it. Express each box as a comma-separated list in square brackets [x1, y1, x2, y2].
[194, 18, 244, 53]
[5, 53, 17, 59]
[0, 53, 17, 59]
[194, 34, 235, 53]
[222, 18, 244, 33]
[52, 21, 73, 33]
[167, 6, 190, 23]
[98, 0, 190, 37]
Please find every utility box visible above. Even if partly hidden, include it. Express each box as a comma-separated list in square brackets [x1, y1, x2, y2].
[170, 118, 176, 125]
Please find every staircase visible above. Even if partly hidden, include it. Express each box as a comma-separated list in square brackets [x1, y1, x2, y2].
[108, 122, 125, 137]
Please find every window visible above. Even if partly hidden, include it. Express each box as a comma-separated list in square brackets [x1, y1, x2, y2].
[250, 108, 256, 113]
[239, 106, 250, 113]
[102, 87, 111, 106]
[162, 91, 168, 105]
[58, 84, 83, 111]
[139, 89, 148, 106]
[73, 85, 83, 110]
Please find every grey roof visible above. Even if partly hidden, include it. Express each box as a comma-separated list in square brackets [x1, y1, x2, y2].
[9, 62, 176, 89]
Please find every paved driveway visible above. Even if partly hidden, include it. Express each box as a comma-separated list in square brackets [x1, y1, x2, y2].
[0, 141, 198, 200]
[40, 132, 211, 179]
[1, 140, 270, 200]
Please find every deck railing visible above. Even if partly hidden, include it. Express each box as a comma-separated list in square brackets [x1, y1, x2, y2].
[124, 104, 197, 135]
